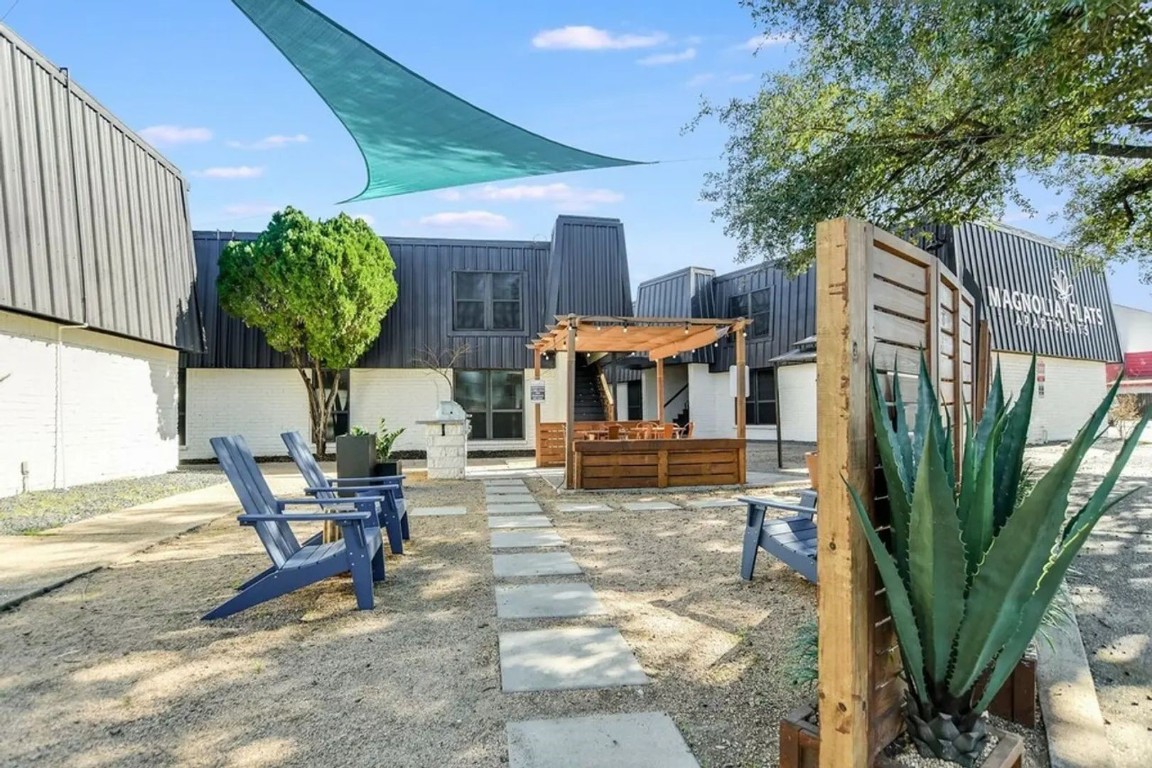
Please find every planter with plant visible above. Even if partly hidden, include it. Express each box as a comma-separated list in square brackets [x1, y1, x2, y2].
[374, 418, 406, 476]
[848, 356, 1146, 765]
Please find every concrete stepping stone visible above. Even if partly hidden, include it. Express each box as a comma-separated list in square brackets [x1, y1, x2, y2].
[685, 498, 745, 509]
[486, 493, 538, 504]
[506, 712, 699, 768]
[498, 627, 649, 692]
[491, 530, 565, 549]
[496, 583, 606, 619]
[409, 506, 467, 516]
[484, 479, 528, 487]
[556, 503, 613, 513]
[488, 502, 544, 515]
[487, 515, 553, 529]
[493, 552, 582, 578]
[621, 501, 681, 512]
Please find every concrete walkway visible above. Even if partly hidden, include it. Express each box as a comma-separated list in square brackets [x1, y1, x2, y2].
[485, 478, 700, 768]
[0, 473, 303, 610]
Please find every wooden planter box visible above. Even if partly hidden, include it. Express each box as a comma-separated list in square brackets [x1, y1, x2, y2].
[780, 706, 1026, 768]
[984, 656, 1037, 728]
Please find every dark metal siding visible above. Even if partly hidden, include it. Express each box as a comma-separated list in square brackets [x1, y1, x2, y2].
[189, 232, 553, 370]
[546, 216, 633, 320]
[953, 222, 1122, 362]
[710, 264, 817, 372]
[0, 22, 201, 351]
[634, 267, 718, 364]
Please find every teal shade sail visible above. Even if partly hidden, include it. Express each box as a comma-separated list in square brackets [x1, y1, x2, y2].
[232, 0, 645, 202]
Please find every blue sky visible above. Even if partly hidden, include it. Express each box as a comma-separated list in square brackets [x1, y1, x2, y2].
[6, 0, 1149, 308]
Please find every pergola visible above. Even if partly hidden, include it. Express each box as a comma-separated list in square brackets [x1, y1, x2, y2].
[530, 315, 751, 482]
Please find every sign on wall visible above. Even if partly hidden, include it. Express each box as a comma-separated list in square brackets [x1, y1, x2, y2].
[529, 379, 546, 403]
[984, 269, 1106, 337]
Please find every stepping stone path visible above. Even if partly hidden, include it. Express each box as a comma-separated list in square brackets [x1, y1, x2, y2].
[685, 498, 745, 509]
[621, 501, 681, 512]
[480, 477, 700, 768]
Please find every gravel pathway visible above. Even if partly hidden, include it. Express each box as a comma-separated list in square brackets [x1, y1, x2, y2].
[0, 470, 226, 535]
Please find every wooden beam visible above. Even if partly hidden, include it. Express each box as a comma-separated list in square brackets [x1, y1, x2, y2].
[533, 345, 542, 467]
[565, 317, 577, 489]
[735, 323, 747, 440]
[647, 325, 726, 361]
[816, 218, 873, 768]
[656, 357, 665, 422]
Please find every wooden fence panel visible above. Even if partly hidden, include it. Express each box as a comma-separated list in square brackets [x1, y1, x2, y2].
[816, 219, 977, 767]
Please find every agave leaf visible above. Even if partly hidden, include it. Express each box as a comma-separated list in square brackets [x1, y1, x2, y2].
[992, 356, 1037, 530]
[892, 366, 915, 492]
[846, 479, 928, 700]
[908, 426, 968, 683]
[912, 353, 955, 490]
[975, 418, 1145, 712]
[961, 412, 1010, 576]
[871, 366, 913, 577]
[948, 381, 1117, 695]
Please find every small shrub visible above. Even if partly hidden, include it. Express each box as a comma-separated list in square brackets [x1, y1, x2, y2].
[1109, 393, 1145, 439]
[376, 418, 406, 462]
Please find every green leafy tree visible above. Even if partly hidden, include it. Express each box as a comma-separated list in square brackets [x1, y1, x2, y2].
[218, 207, 397, 454]
[695, 1, 1151, 276]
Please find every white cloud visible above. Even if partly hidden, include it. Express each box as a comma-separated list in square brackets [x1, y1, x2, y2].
[222, 203, 281, 218]
[532, 26, 667, 50]
[728, 73, 755, 83]
[193, 166, 264, 179]
[442, 183, 623, 211]
[686, 73, 715, 89]
[226, 134, 310, 150]
[139, 125, 212, 146]
[418, 210, 510, 229]
[738, 33, 792, 51]
[638, 47, 696, 66]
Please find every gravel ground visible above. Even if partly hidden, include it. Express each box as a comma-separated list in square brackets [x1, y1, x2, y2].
[0, 476, 815, 768]
[1024, 438, 1152, 766]
[0, 470, 226, 535]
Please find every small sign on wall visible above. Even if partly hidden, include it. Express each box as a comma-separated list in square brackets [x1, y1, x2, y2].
[529, 379, 546, 403]
[728, 365, 750, 398]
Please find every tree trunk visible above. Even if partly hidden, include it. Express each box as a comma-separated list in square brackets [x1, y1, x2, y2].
[298, 364, 331, 457]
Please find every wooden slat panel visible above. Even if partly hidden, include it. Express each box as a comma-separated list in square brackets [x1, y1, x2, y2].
[871, 245, 929, 293]
[873, 309, 928, 349]
[872, 341, 924, 373]
[871, 277, 928, 321]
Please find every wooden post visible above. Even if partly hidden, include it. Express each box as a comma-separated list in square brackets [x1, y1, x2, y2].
[565, 317, 577, 489]
[656, 357, 666, 422]
[815, 218, 873, 768]
[533, 345, 543, 467]
[735, 322, 747, 440]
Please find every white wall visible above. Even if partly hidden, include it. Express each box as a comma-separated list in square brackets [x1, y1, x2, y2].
[640, 364, 688, 420]
[778, 364, 818, 442]
[614, 382, 629, 420]
[687, 364, 735, 438]
[183, 369, 311, 460]
[997, 353, 1107, 443]
[0, 310, 179, 496]
[1114, 304, 1152, 353]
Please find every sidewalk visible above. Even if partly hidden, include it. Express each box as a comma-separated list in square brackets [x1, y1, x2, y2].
[0, 472, 304, 611]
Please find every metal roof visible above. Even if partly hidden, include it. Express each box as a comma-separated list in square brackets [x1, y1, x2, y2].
[0, 22, 202, 351]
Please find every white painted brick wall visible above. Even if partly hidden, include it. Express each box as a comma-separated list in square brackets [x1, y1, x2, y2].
[688, 364, 735, 438]
[778, 364, 818, 442]
[0, 310, 179, 497]
[996, 353, 1106, 443]
[183, 369, 310, 460]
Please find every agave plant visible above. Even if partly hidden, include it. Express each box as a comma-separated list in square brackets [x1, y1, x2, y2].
[848, 356, 1147, 766]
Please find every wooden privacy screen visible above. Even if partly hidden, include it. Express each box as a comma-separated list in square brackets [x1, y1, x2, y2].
[815, 219, 982, 766]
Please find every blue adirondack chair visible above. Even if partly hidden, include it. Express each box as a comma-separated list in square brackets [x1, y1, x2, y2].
[280, 430, 410, 555]
[204, 435, 385, 620]
[739, 490, 819, 583]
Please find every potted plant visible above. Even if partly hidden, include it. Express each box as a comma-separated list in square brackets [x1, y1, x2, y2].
[374, 417, 406, 476]
[336, 426, 376, 480]
[847, 356, 1147, 765]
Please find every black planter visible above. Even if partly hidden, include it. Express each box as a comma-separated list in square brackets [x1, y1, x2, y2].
[375, 459, 403, 477]
[336, 434, 376, 480]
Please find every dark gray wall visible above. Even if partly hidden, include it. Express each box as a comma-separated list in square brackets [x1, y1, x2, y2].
[0, 23, 201, 351]
[188, 215, 633, 370]
[634, 267, 717, 365]
[710, 264, 818, 372]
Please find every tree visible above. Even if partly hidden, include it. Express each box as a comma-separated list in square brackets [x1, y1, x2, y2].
[695, 1, 1151, 276]
[218, 207, 397, 454]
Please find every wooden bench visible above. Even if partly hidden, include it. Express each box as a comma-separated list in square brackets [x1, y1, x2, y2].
[739, 491, 819, 583]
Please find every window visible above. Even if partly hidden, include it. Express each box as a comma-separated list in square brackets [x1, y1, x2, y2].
[453, 272, 522, 331]
[454, 370, 525, 440]
[745, 368, 777, 426]
[177, 367, 187, 447]
[727, 289, 772, 338]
